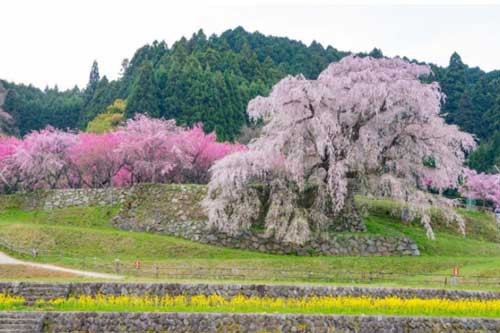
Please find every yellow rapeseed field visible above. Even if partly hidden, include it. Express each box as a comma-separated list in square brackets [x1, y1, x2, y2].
[0, 294, 25, 309]
[27, 294, 500, 317]
[1, 292, 498, 317]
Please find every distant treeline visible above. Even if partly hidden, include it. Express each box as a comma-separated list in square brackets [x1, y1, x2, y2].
[1, 27, 499, 171]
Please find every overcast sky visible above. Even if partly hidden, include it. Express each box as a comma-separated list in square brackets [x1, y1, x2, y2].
[1, 0, 500, 89]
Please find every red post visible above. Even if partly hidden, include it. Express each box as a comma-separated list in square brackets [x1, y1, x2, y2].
[135, 260, 141, 270]
[453, 265, 459, 277]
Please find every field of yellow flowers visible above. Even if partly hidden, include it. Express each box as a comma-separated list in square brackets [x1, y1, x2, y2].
[0, 294, 24, 310]
[1, 293, 499, 317]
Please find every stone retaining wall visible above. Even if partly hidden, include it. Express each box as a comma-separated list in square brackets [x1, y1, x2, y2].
[0, 187, 132, 210]
[1, 283, 499, 332]
[114, 211, 419, 256]
[40, 187, 132, 209]
[111, 184, 420, 256]
[0, 184, 204, 212]
[0, 184, 420, 256]
[1, 282, 499, 300]
[1, 312, 498, 332]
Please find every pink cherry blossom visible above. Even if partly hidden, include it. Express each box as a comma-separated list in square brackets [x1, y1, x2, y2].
[10, 128, 77, 190]
[0, 115, 242, 190]
[204, 56, 476, 243]
[68, 132, 123, 188]
[174, 124, 246, 183]
[461, 168, 500, 207]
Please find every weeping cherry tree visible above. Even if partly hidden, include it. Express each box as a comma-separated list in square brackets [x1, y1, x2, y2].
[203, 56, 476, 244]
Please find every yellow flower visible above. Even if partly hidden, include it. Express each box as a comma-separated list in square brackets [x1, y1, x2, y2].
[2, 292, 498, 317]
[0, 294, 25, 307]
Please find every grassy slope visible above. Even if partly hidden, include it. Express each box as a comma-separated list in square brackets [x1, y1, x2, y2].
[0, 202, 499, 289]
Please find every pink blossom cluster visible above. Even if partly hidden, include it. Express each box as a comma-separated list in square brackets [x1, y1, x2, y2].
[0, 115, 244, 192]
[461, 168, 500, 207]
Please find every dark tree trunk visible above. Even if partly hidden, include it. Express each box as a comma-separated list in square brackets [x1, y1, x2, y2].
[329, 180, 366, 232]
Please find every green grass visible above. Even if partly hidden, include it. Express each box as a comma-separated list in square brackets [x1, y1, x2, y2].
[0, 222, 266, 260]
[0, 202, 499, 290]
[0, 206, 119, 229]
[364, 215, 500, 257]
[357, 196, 500, 242]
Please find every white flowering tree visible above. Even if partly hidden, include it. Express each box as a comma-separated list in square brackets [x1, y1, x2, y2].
[204, 56, 475, 244]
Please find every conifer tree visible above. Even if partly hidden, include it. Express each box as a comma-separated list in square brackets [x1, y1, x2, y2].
[125, 61, 161, 118]
[85, 60, 100, 102]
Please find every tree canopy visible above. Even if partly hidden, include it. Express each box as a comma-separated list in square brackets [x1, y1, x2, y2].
[1, 27, 498, 169]
[204, 56, 475, 244]
[0, 115, 244, 193]
[86, 99, 126, 134]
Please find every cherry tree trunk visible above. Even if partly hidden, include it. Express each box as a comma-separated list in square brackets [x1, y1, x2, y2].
[329, 180, 366, 232]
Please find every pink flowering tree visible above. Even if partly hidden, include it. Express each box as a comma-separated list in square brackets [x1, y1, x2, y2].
[0, 115, 243, 191]
[175, 125, 246, 183]
[114, 115, 182, 184]
[204, 56, 476, 244]
[0, 136, 21, 192]
[461, 169, 500, 208]
[114, 117, 245, 184]
[10, 128, 77, 190]
[68, 132, 124, 188]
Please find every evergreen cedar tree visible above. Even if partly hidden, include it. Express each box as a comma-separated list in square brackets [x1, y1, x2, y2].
[0, 82, 17, 136]
[125, 61, 161, 119]
[0, 115, 244, 192]
[1, 28, 498, 171]
[203, 56, 476, 244]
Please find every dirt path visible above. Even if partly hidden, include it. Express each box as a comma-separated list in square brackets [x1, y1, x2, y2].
[0, 251, 123, 280]
[0, 251, 19, 264]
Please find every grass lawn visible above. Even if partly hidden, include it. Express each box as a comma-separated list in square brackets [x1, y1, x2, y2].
[0, 201, 498, 290]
